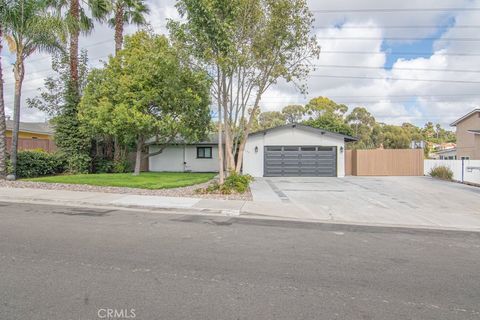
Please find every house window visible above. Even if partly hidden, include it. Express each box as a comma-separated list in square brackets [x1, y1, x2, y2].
[197, 146, 212, 159]
[461, 156, 470, 160]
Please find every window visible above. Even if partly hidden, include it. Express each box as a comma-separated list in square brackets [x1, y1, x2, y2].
[266, 147, 282, 152]
[301, 147, 316, 152]
[197, 147, 212, 159]
[461, 156, 470, 160]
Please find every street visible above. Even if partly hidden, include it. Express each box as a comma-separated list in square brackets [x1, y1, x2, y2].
[1, 202, 480, 320]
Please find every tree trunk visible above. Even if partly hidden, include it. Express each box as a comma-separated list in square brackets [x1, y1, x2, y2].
[221, 73, 235, 173]
[11, 55, 25, 178]
[133, 135, 143, 176]
[217, 70, 224, 184]
[0, 26, 6, 178]
[235, 94, 262, 173]
[114, 4, 124, 54]
[69, 0, 80, 93]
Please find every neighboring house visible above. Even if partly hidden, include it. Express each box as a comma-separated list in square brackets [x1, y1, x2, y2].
[433, 147, 457, 160]
[450, 109, 480, 160]
[5, 120, 56, 153]
[148, 124, 357, 177]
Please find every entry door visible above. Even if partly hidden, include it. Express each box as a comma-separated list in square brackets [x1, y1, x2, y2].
[264, 146, 337, 177]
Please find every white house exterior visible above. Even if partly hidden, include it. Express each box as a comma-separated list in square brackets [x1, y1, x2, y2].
[149, 144, 220, 173]
[242, 124, 356, 177]
[148, 124, 356, 177]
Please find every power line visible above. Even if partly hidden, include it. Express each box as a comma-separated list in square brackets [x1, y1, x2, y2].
[319, 50, 480, 56]
[311, 8, 480, 13]
[317, 36, 480, 41]
[310, 64, 480, 73]
[310, 74, 480, 84]
[316, 25, 480, 29]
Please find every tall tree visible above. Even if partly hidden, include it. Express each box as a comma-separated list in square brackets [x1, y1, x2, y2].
[0, 0, 8, 178]
[258, 111, 286, 130]
[282, 104, 305, 124]
[79, 31, 211, 175]
[109, 0, 149, 54]
[170, 0, 319, 176]
[305, 96, 348, 119]
[48, 0, 110, 93]
[3, 0, 65, 178]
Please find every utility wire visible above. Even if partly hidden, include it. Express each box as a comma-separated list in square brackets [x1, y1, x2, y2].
[309, 74, 480, 84]
[311, 8, 480, 13]
[310, 64, 480, 73]
[317, 36, 480, 41]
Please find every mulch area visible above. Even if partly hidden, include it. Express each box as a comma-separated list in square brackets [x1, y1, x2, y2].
[0, 179, 252, 201]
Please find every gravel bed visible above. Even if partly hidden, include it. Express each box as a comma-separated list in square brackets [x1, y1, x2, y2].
[0, 179, 252, 201]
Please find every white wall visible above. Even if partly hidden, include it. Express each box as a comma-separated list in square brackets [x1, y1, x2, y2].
[243, 127, 346, 177]
[424, 159, 480, 185]
[149, 145, 219, 172]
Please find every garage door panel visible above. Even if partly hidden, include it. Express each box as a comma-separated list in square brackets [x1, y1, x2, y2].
[264, 146, 337, 177]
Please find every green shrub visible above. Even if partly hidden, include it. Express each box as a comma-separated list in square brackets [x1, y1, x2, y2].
[429, 166, 453, 181]
[112, 159, 132, 173]
[93, 158, 114, 173]
[9, 150, 66, 178]
[198, 172, 254, 195]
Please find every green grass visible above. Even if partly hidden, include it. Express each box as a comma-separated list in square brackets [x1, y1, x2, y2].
[25, 172, 216, 190]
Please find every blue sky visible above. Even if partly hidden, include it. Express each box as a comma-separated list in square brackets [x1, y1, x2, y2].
[1, 0, 479, 127]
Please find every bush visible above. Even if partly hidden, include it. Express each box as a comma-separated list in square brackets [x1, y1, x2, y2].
[9, 150, 66, 178]
[429, 166, 453, 181]
[198, 172, 254, 195]
[112, 159, 132, 173]
[93, 158, 114, 173]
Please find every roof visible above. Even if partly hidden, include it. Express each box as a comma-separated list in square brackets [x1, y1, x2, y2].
[6, 120, 54, 135]
[148, 124, 358, 145]
[248, 123, 358, 142]
[434, 148, 457, 155]
[450, 109, 480, 126]
[468, 129, 480, 135]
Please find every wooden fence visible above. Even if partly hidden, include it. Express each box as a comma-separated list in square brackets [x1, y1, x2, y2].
[6, 137, 57, 153]
[345, 149, 424, 176]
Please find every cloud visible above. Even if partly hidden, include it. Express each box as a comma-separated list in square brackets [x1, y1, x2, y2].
[2, 0, 479, 128]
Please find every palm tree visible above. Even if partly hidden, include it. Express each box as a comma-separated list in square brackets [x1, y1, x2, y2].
[4, 0, 65, 178]
[0, 3, 7, 178]
[48, 0, 110, 93]
[109, 0, 149, 54]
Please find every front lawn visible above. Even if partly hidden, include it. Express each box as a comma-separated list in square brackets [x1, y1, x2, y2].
[24, 172, 216, 190]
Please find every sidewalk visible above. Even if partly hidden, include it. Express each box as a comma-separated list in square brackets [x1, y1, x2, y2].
[1, 185, 479, 232]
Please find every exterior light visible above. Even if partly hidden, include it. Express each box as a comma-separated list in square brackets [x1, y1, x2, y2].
[255, 146, 259, 153]
[340, 146, 344, 153]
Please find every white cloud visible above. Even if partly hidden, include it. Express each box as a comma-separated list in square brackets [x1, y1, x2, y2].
[2, 0, 479, 127]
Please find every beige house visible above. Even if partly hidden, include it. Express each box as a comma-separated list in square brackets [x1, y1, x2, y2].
[450, 109, 480, 160]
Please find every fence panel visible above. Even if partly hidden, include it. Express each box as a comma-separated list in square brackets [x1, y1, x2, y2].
[424, 159, 480, 185]
[353, 149, 424, 176]
[6, 137, 57, 153]
[344, 150, 353, 176]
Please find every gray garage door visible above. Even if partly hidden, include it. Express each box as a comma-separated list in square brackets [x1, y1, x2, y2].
[264, 146, 337, 177]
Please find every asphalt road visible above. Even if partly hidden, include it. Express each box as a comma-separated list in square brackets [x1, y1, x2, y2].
[1, 202, 480, 320]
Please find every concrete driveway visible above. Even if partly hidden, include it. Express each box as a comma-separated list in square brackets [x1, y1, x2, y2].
[248, 176, 480, 230]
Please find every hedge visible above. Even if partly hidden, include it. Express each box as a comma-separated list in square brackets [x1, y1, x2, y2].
[8, 150, 66, 178]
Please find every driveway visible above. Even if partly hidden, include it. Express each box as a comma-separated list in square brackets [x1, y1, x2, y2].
[248, 176, 480, 230]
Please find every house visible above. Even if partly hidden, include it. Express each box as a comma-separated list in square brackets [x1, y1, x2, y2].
[450, 109, 480, 160]
[5, 120, 56, 153]
[148, 124, 357, 177]
[433, 147, 457, 160]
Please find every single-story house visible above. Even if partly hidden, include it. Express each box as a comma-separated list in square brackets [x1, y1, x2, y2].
[148, 124, 357, 177]
[5, 120, 56, 153]
[433, 147, 457, 160]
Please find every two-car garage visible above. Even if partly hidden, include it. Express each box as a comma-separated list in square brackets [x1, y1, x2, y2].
[263, 145, 337, 177]
[242, 124, 357, 178]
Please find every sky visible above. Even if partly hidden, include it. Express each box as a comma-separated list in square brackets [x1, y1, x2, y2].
[2, 0, 480, 128]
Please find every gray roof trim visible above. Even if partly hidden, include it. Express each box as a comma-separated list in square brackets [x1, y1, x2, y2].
[248, 123, 358, 142]
[468, 129, 480, 135]
[434, 148, 457, 155]
[450, 109, 480, 126]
